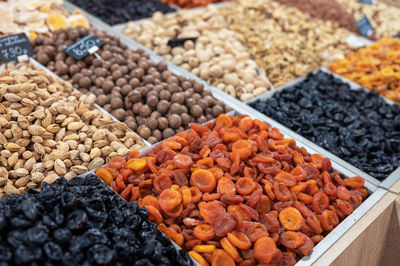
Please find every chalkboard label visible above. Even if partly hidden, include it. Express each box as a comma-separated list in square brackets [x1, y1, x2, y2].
[64, 34, 104, 60]
[0, 33, 34, 63]
[357, 16, 374, 37]
[167, 37, 198, 48]
[358, 0, 377, 4]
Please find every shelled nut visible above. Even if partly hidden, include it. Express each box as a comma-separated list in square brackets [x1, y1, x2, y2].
[0, 63, 145, 197]
[219, 0, 356, 87]
[124, 8, 271, 102]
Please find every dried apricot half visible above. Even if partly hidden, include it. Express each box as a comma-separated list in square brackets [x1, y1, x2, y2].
[212, 249, 235, 266]
[253, 236, 276, 263]
[278, 207, 303, 231]
[191, 169, 216, 193]
[280, 231, 305, 249]
[158, 188, 182, 213]
[193, 224, 215, 242]
[320, 210, 339, 232]
[227, 231, 252, 250]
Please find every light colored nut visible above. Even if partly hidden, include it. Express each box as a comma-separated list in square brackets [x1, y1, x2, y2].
[15, 176, 30, 187]
[54, 159, 67, 175]
[88, 157, 105, 170]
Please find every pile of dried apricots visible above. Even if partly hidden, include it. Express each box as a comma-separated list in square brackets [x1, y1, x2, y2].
[96, 114, 367, 266]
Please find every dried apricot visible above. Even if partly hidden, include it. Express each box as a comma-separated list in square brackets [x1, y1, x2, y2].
[236, 177, 256, 195]
[96, 168, 113, 185]
[212, 249, 236, 266]
[109, 156, 127, 169]
[189, 251, 209, 266]
[180, 186, 192, 207]
[146, 205, 163, 224]
[297, 232, 314, 256]
[174, 155, 194, 168]
[217, 177, 236, 195]
[227, 231, 252, 250]
[290, 166, 307, 181]
[220, 237, 242, 263]
[190, 187, 203, 203]
[193, 245, 216, 253]
[193, 224, 215, 242]
[344, 176, 365, 188]
[127, 158, 147, 171]
[274, 172, 296, 187]
[159, 188, 182, 213]
[311, 192, 329, 213]
[255, 195, 271, 214]
[260, 213, 280, 234]
[199, 201, 226, 224]
[280, 231, 304, 249]
[254, 237, 276, 263]
[320, 210, 339, 232]
[142, 195, 161, 212]
[214, 213, 236, 237]
[278, 207, 303, 231]
[191, 169, 216, 193]
[336, 199, 354, 215]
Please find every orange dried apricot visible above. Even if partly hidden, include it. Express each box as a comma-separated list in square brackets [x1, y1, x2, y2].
[193, 224, 215, 242]
[280, 231, 304, 249]
[95, 168, 113, 185]
[109, 156, 127, 169]
[174, 155, 193, 168]
[290, 166, 307, 181]
[159, 188, 182, 213]
[190, 187, 203, 203]
[254, 237, 276, 263]
[220, 237, 242, 263]
[180, 186, 192, 207]
[214, 213, 236, 237]
[127, 158, 147, 171]
[212, 249, 236, 266]
[311, 192, 329, 213]
[274, 172, 296, 187]
[146, 205, 163, 224]
[227, 231, 252, 250]
[320, 210, 339, 232]
[191, 169, 216, 193]
[236, 177, 256, 195]
[142, 195, 161, 212]
[297, 232, 314, 256]
[344, 176, 365, 188]
[193, 245, 216, 253]
[217, 177, 237, 195]
[278, 207, 303, 231]
[189, 251, 209, 266]
[199, 201, 226, 224]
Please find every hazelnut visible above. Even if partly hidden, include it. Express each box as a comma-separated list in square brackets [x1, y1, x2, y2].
[157, 100, 169, 114]
[79, 77, 91, 88]
[150, 111, 161, 119]
[170, 103, 182, 114]
[112, 109, 126, 121]
[168, 114, 182, 129]
[128, 90, 142, 103]
[139, 105, 152, 117]
[111, 98, 123, 109]
[148, 136, 158, 144]
[147, 96, 159, 108]
[153, 129, 162, 141]
[147, 117, 158, 130]
[157, 117, 169, 130]
[171, 93, 185, 104]
[96, 95, 108, 106]
[190, 105, 203, 118]
[159, 90, 171, 100]
[139, 126, 152, 139]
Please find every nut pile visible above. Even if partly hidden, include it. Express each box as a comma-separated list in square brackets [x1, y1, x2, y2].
[0, 0, 89, 39]
[250, 71, 400, 180]
[272, 0, 358, 33]
[336, 0, 400, 38]
[124, 8, 271, 101]
[96, 114, 368, 265]
[219, 0, 355, 87]
[162, 0, 230, 8]
[68, 0, 177, 25]
[0, 175, 194, 265]
[330, 37, 400, 103]
[0, 63, 145, 197]
[33, 26, 231, 144]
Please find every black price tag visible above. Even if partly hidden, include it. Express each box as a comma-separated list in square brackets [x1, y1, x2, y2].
[357, 16, 374, 37]
[358, 0, 377, 4]
[0, 33, 34, 63]
[167, 37, 198, 48]
[64, 34, 104, 60]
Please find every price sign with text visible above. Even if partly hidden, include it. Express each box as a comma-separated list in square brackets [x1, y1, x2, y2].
[0, 33, 34, 63]
[168, 37, 198, 48]
[64, 34, 104, 60]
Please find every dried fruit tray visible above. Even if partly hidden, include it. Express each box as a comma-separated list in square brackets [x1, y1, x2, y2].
[246, 68, 400, 188]
[102, 111, 382, 265]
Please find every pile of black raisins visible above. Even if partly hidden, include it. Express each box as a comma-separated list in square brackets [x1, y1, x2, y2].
[0, 174, 193, 265]
[69, 0, 177, 25]
[249, 71, 400, 180]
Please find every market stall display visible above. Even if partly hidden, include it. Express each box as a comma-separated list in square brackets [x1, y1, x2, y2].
[0, 0, 399, 265]
[123, 7, 271, 101]
[67, 0, 177, 25]
[249, 70, 400, 181]
[32, 26, 231, 144]
[330, 37, 400, 103]
[0, 63, 145, 197]
[96, 114, 368, 265]
[219, 0, 356, 87]
[0, 174, 194, 265]
[0, 0, 89, 39]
